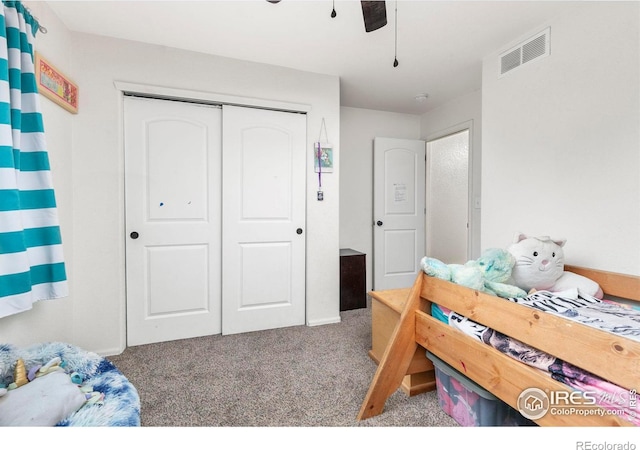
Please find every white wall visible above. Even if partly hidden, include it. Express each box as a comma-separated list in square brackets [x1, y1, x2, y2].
[420, 89, 482, 259]
[339, 106, 421, 292]
[481, 2, 639, 275]
[0, 2, 341, 355]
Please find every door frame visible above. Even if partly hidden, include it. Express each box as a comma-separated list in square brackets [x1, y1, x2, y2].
[114, 82, 311, 115]
[115, 81, 312, 342]
[425, 120, 474, 262]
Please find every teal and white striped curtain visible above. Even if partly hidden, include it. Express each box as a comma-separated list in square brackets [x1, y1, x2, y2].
[0, 1, 67, 318]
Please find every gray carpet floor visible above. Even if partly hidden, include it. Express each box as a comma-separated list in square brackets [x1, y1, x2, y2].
[107, 303, 459, 427]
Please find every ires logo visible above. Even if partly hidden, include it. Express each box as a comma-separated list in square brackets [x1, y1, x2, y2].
[518, 388, 551, 420]
[550, 390, 597, 405]
[517, 388, 598, 420]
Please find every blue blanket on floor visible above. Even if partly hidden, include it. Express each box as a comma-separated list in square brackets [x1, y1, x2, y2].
[0, 342, 140, 426]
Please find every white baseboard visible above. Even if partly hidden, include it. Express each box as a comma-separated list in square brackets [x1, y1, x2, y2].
[307, 315, 341, 327]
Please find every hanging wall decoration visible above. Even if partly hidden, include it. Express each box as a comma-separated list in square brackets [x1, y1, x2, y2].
[35, 52, 78, 114]
[314, 143, 333, 173]
[314, 118, 333, 173]
[314, 119, 332, 202]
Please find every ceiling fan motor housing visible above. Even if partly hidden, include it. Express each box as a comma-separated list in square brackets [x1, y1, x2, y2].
[361, 1, 387, 32]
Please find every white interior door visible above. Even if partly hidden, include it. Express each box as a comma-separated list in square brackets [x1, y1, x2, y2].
[124, 96, 222, 346]
[373, 137, 426, 291]
[426, 129, 469, 264]
[222, 105, 306, 335]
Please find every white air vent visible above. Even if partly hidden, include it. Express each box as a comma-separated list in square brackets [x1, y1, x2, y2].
[499, 28, 550, 77]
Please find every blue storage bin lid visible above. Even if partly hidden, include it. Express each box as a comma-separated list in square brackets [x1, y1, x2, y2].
[426, 351, 499, 401]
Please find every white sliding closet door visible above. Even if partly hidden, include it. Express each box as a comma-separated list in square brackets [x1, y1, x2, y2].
[221, 105, 307, 335]
[124, 96, 222, 346]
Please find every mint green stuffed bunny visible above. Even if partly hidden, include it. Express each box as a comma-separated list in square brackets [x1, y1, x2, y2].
[420, 248, 527, 298]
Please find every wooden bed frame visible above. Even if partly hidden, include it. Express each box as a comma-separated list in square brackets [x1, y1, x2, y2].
[358, 265, 640, 426]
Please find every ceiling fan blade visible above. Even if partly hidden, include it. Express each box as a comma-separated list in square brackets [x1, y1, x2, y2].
[361, 1, 387, 32]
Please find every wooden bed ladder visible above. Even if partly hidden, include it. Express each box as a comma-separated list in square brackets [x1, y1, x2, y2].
[358, 274, 427, 420]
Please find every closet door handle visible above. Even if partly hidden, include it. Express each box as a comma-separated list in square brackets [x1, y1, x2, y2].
[296, 228, 303, 235]
[130, 231, 139, 239]
[376, 220, 383, 227]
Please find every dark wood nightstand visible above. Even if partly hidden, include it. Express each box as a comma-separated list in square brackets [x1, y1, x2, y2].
[339, 248, 366, 311]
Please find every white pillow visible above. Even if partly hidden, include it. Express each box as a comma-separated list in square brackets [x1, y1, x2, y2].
[0, 371, 87, 426]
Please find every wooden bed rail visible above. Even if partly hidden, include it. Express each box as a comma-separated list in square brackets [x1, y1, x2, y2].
[420, 276, 640, 391]
[418, 312, 634, 426]
[564, 265, 640, 301]
[358, 266, 640, 425]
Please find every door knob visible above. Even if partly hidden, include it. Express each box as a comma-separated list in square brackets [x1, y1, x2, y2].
[376, 221, 383, 227]
[130, 231, 139, 239]
[296, 228, 303, 235]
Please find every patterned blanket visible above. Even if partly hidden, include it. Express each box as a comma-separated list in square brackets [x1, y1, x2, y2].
[0, 342, 140, 426]
[508, 289, 640, 342]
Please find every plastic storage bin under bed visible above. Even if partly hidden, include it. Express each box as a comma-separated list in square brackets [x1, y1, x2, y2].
[426, 351, 536, 427]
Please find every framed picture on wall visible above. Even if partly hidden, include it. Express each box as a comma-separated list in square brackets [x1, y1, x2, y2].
[35, 52, 79, 114]
[314, 143, 333, 173]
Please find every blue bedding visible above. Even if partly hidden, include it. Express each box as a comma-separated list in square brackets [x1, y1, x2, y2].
[0, 342, 140, 426]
